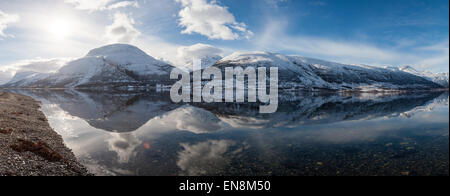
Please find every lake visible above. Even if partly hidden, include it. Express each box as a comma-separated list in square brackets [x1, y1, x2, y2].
[10, 90, 449, 176]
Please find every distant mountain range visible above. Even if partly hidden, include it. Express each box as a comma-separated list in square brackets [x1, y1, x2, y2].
[398, 65, 449, 88]
[1, 44, 448, 91]
[214, 51, 444, 91]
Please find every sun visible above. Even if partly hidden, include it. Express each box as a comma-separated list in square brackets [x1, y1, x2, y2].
[46, 18, 73, 40]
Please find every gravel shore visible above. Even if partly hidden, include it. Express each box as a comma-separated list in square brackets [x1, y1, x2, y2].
[0, 92, 90, 176]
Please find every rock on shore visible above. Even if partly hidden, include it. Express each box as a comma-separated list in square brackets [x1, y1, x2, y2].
[0, 92, 90, 176]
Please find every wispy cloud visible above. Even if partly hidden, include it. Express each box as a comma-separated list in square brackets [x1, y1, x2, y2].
[64, 0, 138, 11]
[255, 20, 449, 72]
[107, 1, 139, 10]
[265, 0, 288, 8]
[416, 40, 449, 72]
[175, 0, 253, 40]
[0, 10, 20, 38]
[257, 21, 400, 62]
[308, 0, 327, 6]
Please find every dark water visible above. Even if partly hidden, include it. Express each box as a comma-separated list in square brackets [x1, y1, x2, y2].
[11, 90, 449, 176]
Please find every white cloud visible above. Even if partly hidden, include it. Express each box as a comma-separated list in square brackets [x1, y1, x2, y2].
[178, 43, 223, 59]
[177, 140, 236, 176]
[64, 0, 138, 11]
[107, 133, 141, 164]
[107, 1, 139, 10]
[22, 59, 69, 73]
[0, 58, 70, 84]
[176, 0, 253, 40]
[0, 10, 19, 38]
[65, 0, 111, 11]
[3, 58, 70, 73]
[176, 43, 223, 66]
[105, 12, 141, 43]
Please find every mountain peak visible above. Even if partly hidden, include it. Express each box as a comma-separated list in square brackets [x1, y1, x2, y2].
[182, 55, 222, 70]
[400, 65, 418, 73]
[82, 44, 171, 76]
[86, 44, 148, 58]
[221, 51, 280, 61]
[8, 71, 49, 86]
[219, 51, 294, 67]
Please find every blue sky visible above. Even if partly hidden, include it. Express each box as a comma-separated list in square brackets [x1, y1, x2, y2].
[0, 0, 448, 79]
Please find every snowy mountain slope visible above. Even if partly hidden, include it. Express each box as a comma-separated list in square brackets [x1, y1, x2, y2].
[292, 56, 443, 90]
[4, 71, 50, 87]
[2, 44, 174, 89]
[215, 52, 330, 89]
[42, 56, 141, 88]
[213, 52, 443, 91]
[86, 44, 171, 76]
[399, 66, 449, 88]
[181, 55, 222, 71]
[0, 71, 13, 85]
[1, 46, 446, 91]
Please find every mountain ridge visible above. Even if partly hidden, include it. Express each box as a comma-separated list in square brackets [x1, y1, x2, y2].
[3, 44, 174, 89]
[399, 65, 449, 88]
[214, 51, 445, 91]
[1, 44, 448, 91]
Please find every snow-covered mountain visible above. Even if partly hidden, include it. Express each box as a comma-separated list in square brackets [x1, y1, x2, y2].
[5, 71, 50, 87]
[181, 55, 222, 71]
[0, 71, 13, 85]
[2, 44, 174, 89]
[85, 44, 171, 76]
[399, 66, 449, 88]
[1, 46, 446, 91]
[213, 52, 443, 91]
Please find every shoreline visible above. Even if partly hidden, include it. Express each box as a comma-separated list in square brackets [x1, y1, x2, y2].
[0, 92, 90, 176]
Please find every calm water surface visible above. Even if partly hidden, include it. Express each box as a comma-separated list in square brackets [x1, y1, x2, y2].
[12, 90, 449, 176]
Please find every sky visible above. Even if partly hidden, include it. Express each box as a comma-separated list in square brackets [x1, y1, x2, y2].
[0, 0, 448, 83]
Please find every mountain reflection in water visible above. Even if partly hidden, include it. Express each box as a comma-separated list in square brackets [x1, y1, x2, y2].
[10, 89, 449, 176]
